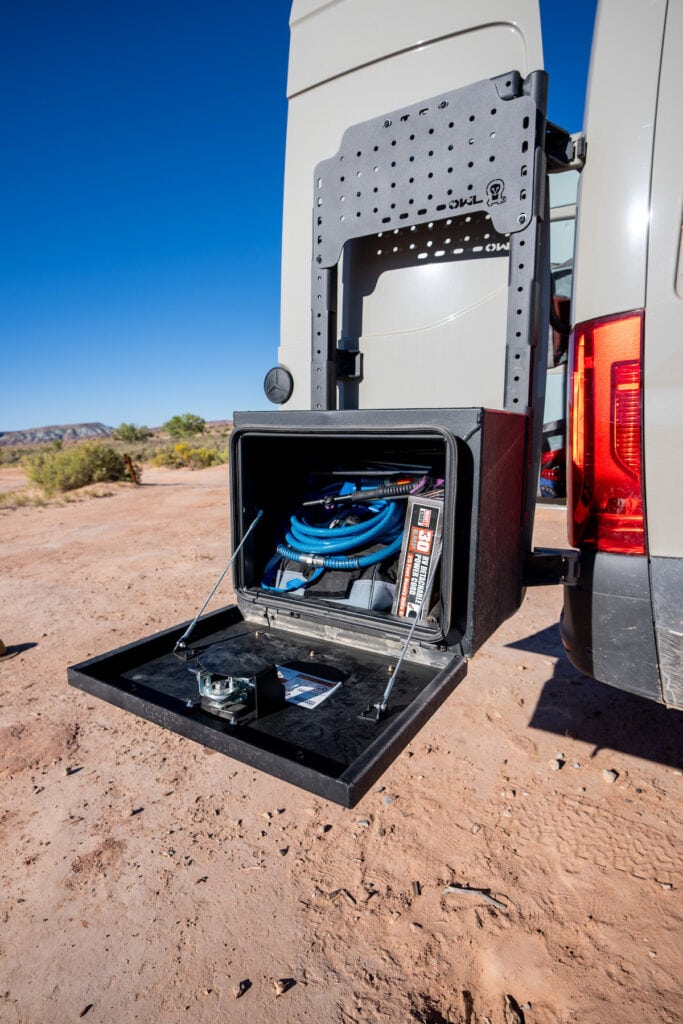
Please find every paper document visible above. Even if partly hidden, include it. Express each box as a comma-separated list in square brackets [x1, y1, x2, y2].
[276, 665, 342, 710]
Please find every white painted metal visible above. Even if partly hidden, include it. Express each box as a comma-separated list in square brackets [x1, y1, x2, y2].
[281, 0, 544, 409]
[643, 0, 683, 556]
[571, 0, 666, 325]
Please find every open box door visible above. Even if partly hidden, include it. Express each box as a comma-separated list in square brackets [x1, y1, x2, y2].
[69, 4, 551, 807]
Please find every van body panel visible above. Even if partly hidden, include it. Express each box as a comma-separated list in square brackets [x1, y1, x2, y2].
[564, 0, 682, 708]
[643, 0, 683, 557]
[281, 1, 543, 409]
[570, 0, 666, 326]
[287, 0, 543, 98]
[642, 2, 683, 705]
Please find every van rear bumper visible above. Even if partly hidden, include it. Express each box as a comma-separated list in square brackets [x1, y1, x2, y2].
[560, 551, 662, 702]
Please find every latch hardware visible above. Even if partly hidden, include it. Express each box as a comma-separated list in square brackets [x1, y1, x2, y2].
[546, 124, 586, 172]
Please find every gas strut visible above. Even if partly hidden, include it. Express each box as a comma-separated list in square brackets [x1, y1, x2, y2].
[359, 552, 441, 723]
[173, 509, 263, 659]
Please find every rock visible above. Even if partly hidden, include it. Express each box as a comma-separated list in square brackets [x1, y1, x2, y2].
[602, 768, 619, 784]
[382, 795, 395, 806]
[358, 819, 370, 828]
[232, 979, 251, 999]
[550, 757, 564, 771]
[503, 994, 525, 1024]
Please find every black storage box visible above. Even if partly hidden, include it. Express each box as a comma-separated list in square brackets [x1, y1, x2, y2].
[68, 407, 527, 806]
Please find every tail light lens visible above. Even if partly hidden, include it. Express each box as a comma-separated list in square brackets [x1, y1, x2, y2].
[568, 310, 646, 554]
[540, 448, 566, 499]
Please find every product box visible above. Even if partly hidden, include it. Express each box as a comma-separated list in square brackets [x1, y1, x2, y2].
[393, 496, 444, 619]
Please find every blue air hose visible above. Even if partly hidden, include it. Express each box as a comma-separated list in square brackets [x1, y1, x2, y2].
[285, 502, 403, 554]
[276, 530, 404, 571]
[260, 480, 411, 591]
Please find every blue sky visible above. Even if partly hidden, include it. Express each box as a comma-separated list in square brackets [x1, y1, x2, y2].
[1, 1, 596, 432]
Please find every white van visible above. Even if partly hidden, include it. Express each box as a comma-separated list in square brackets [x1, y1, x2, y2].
[560, 0, 683, 709]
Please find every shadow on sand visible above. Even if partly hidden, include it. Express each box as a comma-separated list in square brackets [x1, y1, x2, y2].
[508, 624, 683, 770]
[0, 641, 38, 660]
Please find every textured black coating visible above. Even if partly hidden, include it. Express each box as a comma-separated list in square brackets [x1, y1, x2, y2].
[68, 607, 466, 806]
[310, 70, 549, 411]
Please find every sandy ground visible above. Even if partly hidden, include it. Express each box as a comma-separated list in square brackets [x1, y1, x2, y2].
[1, 465, 681, 1024]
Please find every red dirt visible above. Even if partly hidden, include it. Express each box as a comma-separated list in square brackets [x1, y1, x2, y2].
[1, 466, 681, 1023]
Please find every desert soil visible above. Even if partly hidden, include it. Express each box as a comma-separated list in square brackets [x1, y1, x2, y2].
[1, 465, 681, 1024]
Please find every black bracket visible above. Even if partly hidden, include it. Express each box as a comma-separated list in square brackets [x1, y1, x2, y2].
[523, 547, 579, 587]
[359, 700, 386, 723]
[546, 123, 586, 172]
[336, 349, 363, 383]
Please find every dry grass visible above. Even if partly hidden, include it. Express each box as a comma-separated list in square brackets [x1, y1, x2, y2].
[0, 489, 47, 511]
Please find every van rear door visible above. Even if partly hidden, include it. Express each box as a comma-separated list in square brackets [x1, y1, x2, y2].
[280, 0, 544, 410]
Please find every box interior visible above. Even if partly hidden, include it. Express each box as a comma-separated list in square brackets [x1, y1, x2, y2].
[232, 429, 459, 640]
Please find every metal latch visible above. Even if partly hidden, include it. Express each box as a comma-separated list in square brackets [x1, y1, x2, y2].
[188, 664, 285, 725]
[546, 124, 586, 172]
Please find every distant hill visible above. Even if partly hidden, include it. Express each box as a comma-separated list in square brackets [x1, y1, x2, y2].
[0, 422, 114, 447]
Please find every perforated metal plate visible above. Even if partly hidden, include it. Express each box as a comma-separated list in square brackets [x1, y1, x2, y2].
[313, 72, 540, 267]
[309, 71, 548, 414]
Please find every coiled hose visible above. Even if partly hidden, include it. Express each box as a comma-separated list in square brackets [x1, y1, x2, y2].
[261, 482, 409, 591]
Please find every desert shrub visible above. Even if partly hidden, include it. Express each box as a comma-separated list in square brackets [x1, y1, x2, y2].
[152, 442, 227, 470]
[0, 446, 31, 465]
[23, 443, 130, 495]
[152, 443, 186, 468]
[185, 446, 227, 469]
[113, 422, 150, 442]
[163, 413, 206, 439]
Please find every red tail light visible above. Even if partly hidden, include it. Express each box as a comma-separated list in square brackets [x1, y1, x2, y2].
[568, 311, 645, 554]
